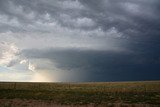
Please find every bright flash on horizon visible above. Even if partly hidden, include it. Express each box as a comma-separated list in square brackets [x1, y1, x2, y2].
[30, 71, 52, 82]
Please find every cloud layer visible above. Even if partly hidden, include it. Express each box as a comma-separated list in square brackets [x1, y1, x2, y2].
[0, 0, 160, 82]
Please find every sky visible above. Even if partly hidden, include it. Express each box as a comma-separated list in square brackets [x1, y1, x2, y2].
[0, 0, 160, 82]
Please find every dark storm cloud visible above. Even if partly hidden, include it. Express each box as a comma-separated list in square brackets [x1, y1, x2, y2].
[22, 48, 160, 81]
[0, 0, 160, 81]
[0, 0, 159, 34]
[0, 0, 160, 40]
[79, 0, 160, 38]
[0, 0, 95, 32]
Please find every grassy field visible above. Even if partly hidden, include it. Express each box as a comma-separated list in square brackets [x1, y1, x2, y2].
[0, 81, 160, 106]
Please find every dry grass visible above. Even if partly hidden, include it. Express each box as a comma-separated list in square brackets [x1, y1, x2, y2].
[0, 81, 160, 106]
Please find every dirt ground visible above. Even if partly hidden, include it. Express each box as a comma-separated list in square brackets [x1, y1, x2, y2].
[0, 99, 159, 107]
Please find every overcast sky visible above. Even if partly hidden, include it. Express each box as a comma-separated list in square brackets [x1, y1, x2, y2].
[0, 0, 160, 82]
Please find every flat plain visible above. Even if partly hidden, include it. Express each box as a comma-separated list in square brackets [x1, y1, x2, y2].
[0, 81, 160, 107]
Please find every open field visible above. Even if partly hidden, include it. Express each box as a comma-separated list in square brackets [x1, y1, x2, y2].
[0, 81, 160, 107]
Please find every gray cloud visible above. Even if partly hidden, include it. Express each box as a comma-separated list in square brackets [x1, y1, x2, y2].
[22, 48, 160, 81]
[1, 0, 159, 40]
[0, 0, 160, 81]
